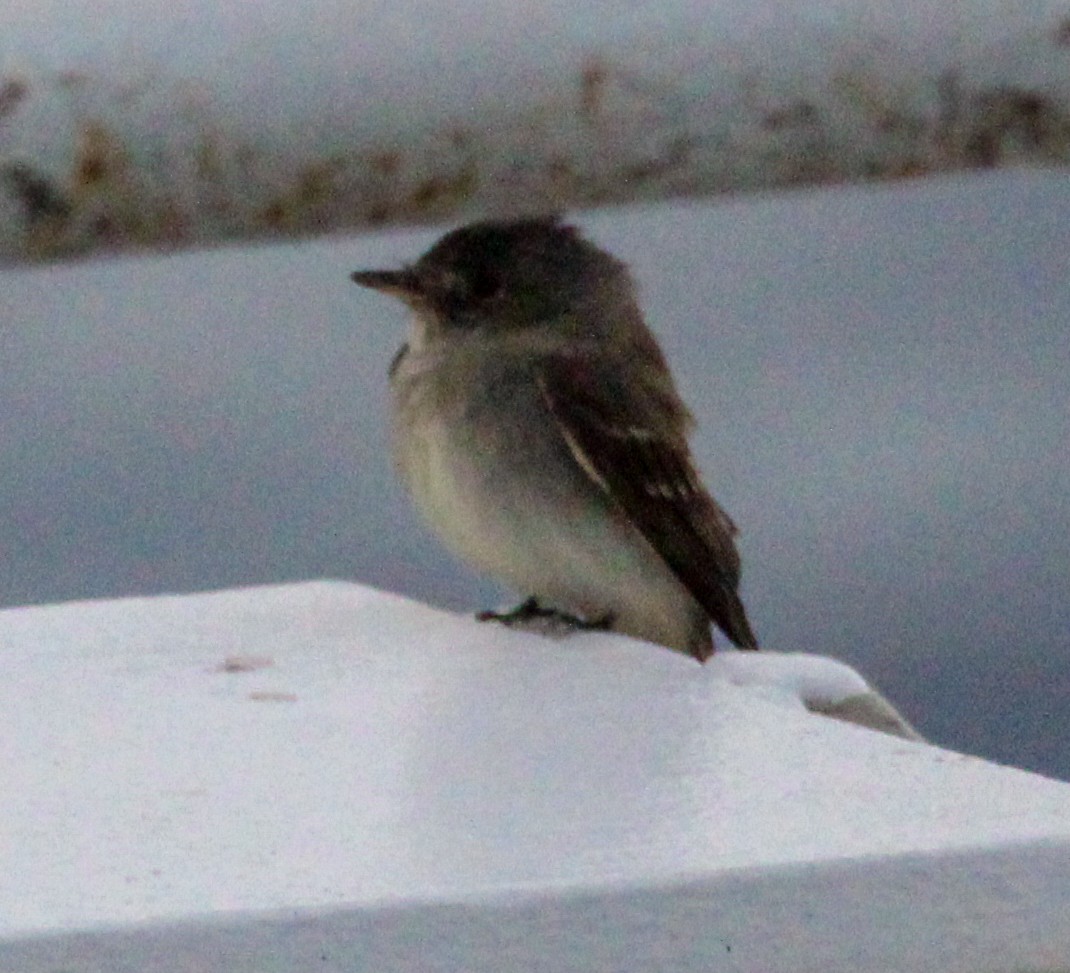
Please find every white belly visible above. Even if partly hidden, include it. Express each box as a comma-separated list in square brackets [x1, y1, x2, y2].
[397, 411, 518, 580]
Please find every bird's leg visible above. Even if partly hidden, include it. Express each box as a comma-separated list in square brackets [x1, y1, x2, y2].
[477, 597, 615, 632]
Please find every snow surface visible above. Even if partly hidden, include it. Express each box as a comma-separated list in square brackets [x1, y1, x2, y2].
[3, 580, 1070, 973]
[3, 0, 1068, 263]
[4, 0, 1065, 118]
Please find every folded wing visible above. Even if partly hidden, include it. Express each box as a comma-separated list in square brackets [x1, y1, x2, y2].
[535, 354, 758, 652]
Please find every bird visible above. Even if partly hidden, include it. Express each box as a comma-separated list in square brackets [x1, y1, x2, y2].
[351, 215, 758, 661]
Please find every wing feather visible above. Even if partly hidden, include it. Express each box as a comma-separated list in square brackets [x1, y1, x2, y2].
[536, 355, 758, 650]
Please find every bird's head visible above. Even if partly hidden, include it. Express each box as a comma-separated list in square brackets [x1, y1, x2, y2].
[352, 216, 626, 343]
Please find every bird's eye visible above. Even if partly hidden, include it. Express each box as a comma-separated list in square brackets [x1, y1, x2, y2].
[466, 265, 503, 303]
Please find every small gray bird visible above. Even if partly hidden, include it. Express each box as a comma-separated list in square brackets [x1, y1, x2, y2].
[352, 216, 757, 661]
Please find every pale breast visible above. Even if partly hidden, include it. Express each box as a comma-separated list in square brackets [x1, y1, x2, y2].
[390, 347, 531, 580]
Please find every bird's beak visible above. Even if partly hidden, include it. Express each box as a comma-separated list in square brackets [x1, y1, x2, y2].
[350, 268, 424, 304]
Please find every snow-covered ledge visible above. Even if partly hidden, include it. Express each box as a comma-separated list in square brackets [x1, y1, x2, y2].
[4, 581, 1070, 972]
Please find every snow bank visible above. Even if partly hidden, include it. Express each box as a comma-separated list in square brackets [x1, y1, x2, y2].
[3, 0, 1068, 262]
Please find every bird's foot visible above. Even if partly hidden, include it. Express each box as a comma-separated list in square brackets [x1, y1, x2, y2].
[476, 596, 549, 625]
[477, 597, 614, 633]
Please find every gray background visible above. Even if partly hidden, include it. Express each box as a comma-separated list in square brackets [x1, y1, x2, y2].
[2, 170, 1067, 778]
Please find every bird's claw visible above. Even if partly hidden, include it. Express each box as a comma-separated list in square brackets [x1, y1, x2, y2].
[477, 597, 614, 632]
